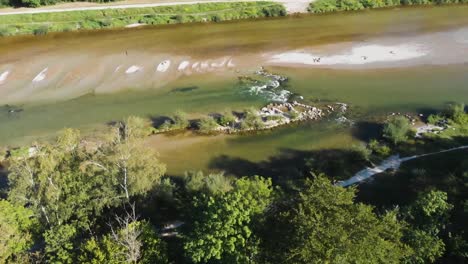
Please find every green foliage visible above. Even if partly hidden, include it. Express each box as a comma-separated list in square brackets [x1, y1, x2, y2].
[240, 108, 264, 130]
[0, 200, 36, 263]
[402, 190, 453, 263]
[197, 116, 219, 134]
[184, 176, 273, 263]
[446, 103, 467, 125]
[173, 110, 190, 130]
[427, 114, 444, 125]
[309, 0, 339, 13]
[339, 0, 365, 10]
[33, 25, 49, 35]
[79, 235, 125, 264]
[218, 111, 237, 127]
[6, 125, 165, 259]
[286, 176, 411, 263]
[44, 224, 77, 263]
[79, 221, 167, 264]
[0, 2, 286, 36]
[383, 116, 412, 145]
[403, 190, 453, 233]
[403, 229, 445, 264]
[369, 139, 391, 156]
[20, 0, 41, 8]
[183, 171, 232, 195]
[351, 143, 372, 161]
[139, 221, 169, 264]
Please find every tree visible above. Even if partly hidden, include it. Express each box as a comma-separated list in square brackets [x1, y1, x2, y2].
[184, 176, 273, 263]
[285, 176, 411, 263]
[79, 209, 168, 264]
[0, 200, 36, 263]
[402, 190, 453, 263]
[7, 123, 165, 262]
[44, 224, 77, 264]
[383, 116, 412, 145]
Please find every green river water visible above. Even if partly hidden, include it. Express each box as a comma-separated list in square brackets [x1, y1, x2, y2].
[0, 6, 467, 175]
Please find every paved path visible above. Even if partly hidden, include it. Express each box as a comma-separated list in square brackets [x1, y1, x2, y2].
[0, 0, 310, 16]
[337, 145, 468, 187]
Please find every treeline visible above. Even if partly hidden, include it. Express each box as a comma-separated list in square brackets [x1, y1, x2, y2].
[0, 2, 286, 36]
[1, 111, 467, 263]
[309, 0, 468, 13]
[1, 0, 119, 8]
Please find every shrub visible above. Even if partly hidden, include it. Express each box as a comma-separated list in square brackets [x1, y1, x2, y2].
[369, 139, 391, 156]
[383, 116, 412, 145]
[33, 25, 49, 35]
[240, 108, 264, 130]
[218, 112, 237, 127]
[427, 114, 444, 125]
[309, 0, 339, 13]
[173, 110, 190, 130]
[352, 143, 372, 161]
[446, 103, 467, 125]
[20, 0, 41, 7]
[197, 116, 219, 134]
[359, 0, 387, 7]
[339, 0, 365, 10]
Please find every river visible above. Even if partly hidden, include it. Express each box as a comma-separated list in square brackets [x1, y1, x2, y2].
[0, 5, 467, 175]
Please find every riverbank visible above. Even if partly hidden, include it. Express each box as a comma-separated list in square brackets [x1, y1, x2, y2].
[0, 1, 285, 36]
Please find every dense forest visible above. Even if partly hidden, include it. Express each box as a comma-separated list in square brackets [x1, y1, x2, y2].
[0, 103, 467, 263]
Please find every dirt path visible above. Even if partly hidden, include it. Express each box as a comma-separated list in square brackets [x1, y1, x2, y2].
[0, 0, 310, 15]
[337, 145, 468, 187]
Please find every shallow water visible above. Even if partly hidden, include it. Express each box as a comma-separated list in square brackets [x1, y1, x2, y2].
[0, 6, 467, 175]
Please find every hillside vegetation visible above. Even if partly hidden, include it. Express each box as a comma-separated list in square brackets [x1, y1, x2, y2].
[0, 2, 286, 36]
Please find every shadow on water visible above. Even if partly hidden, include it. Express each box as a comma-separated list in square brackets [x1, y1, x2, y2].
[169, 86, 199, 93]
[209, 148, 369, 190]
[351, 121, 383, 141]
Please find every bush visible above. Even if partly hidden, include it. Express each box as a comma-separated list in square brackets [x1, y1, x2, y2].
[446, 103, 467, 125]
[369, 139, 391, 156]
[197, 116, 219, 134]
[383, 116, 412, 145]
[240, 108, 264, 130]
[33, 25, 48, 35]
[0, 2, 286, 36]
[309, 0, 339, 13]
[427, 114, 444, 125]
[218, 112, 237, 127]
[352, 143, 372, 161]
[173, 110, 190, 130]
[340, 0, 365, 10]
[359, 0, 387, 7]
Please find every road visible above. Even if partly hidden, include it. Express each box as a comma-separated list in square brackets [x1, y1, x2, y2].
[0, 0, 310, 16]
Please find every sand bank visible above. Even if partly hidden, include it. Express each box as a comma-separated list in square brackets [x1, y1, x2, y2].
[270, 44, 428, 66]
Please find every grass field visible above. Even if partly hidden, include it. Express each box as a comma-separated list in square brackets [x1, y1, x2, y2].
[0, 2, 286, 36]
